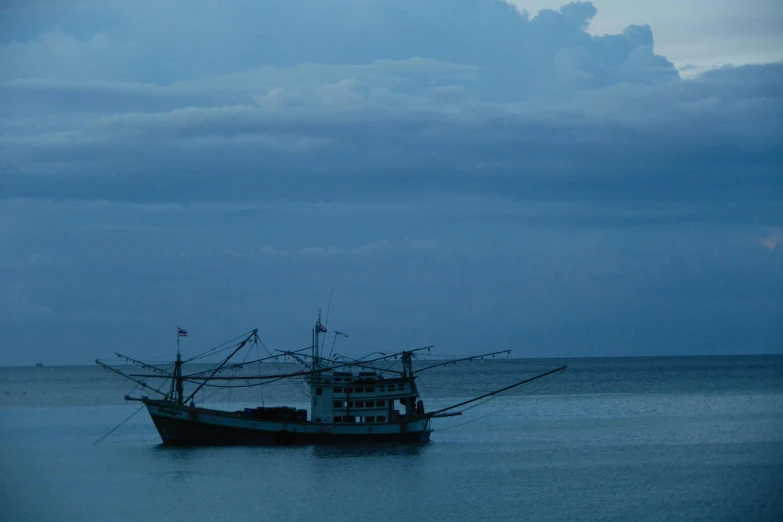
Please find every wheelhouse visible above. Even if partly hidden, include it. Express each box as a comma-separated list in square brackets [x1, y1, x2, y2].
[309, 355, 425, 424]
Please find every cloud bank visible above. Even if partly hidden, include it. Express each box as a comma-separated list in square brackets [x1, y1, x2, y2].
[0, 1, 780, 364]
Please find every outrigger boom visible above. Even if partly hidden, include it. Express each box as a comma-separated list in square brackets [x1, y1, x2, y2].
[96, 318, 567, 445]
[425, 365, 567, 417]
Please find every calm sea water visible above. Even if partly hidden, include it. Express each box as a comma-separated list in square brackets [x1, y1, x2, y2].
[1, 356, 782, 521]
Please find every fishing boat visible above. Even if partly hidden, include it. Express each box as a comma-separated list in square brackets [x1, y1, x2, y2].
[96, 317, 566, 445]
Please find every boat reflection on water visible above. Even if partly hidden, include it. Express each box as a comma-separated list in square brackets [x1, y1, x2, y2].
[312, 441, 427, 459]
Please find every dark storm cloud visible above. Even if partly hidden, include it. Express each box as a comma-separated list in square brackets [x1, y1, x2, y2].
[2, 62, 779, 208]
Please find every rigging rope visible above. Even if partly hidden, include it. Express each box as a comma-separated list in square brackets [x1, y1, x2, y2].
[93, 405, 145, 445]
[183, 330, 256, 363]
[416, 379, 450, 410]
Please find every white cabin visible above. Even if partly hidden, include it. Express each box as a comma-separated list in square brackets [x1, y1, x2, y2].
[309, 369, 423, 424]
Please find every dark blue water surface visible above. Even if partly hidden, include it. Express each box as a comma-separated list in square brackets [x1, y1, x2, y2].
[1, 356, 782, 521]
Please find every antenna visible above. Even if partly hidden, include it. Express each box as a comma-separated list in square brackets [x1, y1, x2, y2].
[322, 286, 334, 352]
[325, 286, 334, 325]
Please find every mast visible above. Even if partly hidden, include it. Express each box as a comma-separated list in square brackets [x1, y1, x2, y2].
[170, 327, 184, 403]
[313, 311, 323, 374]
[174, 351, 183, 404]
[401, 350, 413, 378]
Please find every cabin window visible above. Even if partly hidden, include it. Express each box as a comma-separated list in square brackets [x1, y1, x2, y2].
[343, 416, 355, 423]
[376, 400, 385, 407]
[365, 401, 374, 407]
[334, 378, 342, 382]
[366, 416, 375, 422]
[355, 387, 364, 393]
[379, 386, 385, 391]
[345, 388, 353, 393]
[316, 387, 323, 396]
[397, 384, 405, 390]
[334, 387, 343, 393]
[347, 402, 353, 408]
[376, 416, 386, 422]
[366, 387, 375, 393]
[355, 401, 364, 408]
[333, 401, 343, 408]
[334, 417, 342, 422]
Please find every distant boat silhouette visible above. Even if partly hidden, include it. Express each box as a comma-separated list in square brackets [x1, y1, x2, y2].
[35, 361, 44, 368]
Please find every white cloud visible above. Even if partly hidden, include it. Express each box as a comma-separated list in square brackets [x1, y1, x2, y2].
[509, 0, 783, 75]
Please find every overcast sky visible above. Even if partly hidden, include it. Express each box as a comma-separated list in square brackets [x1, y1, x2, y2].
[1, 0, 781, 365]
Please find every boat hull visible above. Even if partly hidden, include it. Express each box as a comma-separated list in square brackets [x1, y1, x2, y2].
[144, 400, 432, 446]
